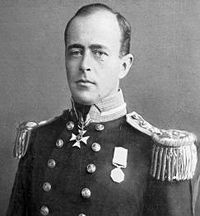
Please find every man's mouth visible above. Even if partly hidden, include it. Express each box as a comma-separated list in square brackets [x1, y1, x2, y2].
[76, 79, 95, 85]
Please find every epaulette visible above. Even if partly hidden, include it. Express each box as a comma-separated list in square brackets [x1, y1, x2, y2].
[126, 111, 161, 136]
[13, 121, 38, 159]
[151, 129, 197, 181]
[126, 111, 198, 181]
[13, 116, 58, 159]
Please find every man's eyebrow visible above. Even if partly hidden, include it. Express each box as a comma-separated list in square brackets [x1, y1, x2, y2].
[67, 44, 84, 50]
[89, 44, 109, 50]
[67, 43, 110, 51]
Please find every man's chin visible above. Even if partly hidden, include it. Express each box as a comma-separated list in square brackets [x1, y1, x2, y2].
[72, 94, 99, 106]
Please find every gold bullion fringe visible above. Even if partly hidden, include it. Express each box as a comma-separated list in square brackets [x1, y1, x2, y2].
[13, 115, 59, 159]
[13, 121, 38, 159]
[150, 143, 197, 181]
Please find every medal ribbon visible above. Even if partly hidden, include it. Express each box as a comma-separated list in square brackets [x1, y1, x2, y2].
[112, 147, 128, 168]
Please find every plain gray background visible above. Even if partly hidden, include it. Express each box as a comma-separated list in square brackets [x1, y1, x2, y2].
[1, 0, 200, 214]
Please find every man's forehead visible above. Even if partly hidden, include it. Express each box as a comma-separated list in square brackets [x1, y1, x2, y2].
[71, 9, 118, 25]
[66, 11, 121, 47]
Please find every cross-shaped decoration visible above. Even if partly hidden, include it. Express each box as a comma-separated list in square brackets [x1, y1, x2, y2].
[70, 129, 90, 149]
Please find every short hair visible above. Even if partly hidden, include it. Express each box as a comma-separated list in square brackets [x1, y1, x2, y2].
[64, 3, 131, 56]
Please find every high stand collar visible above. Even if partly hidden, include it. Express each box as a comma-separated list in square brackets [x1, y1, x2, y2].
[71, 89, 127, 124]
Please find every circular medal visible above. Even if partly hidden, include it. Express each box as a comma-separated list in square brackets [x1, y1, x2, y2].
[110, 167, 125, 183]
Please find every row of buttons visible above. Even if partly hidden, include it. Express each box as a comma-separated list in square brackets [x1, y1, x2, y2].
[42, 163, 96, 194]
[43, 145, 100, 194]
[40, 137, 62, 215]
[66, 121, 105, 132]
[55, 138, 101, 152]
[40, 121, 104, 215]
[40, 205, 86, 216]
[78, 122, 104, 213]
[80, 163, 96, 199]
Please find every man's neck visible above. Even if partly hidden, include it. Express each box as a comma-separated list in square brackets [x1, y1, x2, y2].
[71, 89, 127, 123]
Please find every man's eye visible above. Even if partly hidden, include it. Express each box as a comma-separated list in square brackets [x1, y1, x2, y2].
[92, 50, 108, 58]
[68, 49, 82, 57]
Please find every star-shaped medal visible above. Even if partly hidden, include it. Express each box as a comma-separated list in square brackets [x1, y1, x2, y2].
[70, 129, 90, 148]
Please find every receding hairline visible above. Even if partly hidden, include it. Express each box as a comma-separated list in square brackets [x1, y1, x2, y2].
[64, 3, 131, 56]
[65, 8, 121, 42]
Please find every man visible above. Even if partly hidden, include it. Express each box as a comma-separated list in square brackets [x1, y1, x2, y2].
[6, 3, 200, 216]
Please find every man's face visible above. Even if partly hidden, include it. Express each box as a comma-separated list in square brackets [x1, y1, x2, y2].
[65, 11, 125, 105]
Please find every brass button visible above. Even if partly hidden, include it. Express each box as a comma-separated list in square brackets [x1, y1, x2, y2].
[66, 121, 74, 130]
[91, 143, 101, 152]
[40, 205, 49, 215]
[47, 159, 56, 168]
[56, 139, 64, 148]
[78, 214, 86, 216]
[43, 182, 51, 192]
[86, 164, 96, 174]
[81, 188, 91, 199]
[95, 123, 104, 131]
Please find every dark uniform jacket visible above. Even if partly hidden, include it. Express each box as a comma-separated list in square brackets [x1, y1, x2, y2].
[6, 91, 200, 216]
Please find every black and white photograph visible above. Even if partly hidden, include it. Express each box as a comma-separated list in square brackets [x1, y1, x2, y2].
[1, 0, 200, 215]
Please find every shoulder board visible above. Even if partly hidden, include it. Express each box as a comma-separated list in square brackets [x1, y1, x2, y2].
[13, 116, 58, 159]
[126, 111, 161, 136]
[151, 129, 197, 181]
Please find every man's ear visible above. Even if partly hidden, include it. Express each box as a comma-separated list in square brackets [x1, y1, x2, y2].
[119, 53, 134, 79]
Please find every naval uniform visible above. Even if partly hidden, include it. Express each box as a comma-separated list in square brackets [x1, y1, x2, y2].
[6, 90, 200, 216]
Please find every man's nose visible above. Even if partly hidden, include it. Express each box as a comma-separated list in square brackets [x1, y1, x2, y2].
[80, 50, 91, 72]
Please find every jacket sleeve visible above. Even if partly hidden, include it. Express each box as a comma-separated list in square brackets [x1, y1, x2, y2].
[143, 176, 195, 216]
[6, 156, 31, 216]
[143, 129, 199, 216]
[191, 143, 200, 216]
[144, 156, 200, 216]
[6, 130, 36, 216]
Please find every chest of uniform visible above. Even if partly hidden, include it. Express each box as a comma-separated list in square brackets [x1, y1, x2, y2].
[32, 120, 150, 215]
